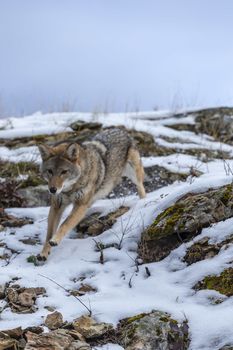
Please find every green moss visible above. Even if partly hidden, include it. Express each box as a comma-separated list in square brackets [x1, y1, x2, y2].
[199, 267, 233, 296]
[147, 203, 185, 238]
[27, 255, 38, 266]
[126, 313, 147, 324]
[159, 316, 170, 322]
[220, 184, 233, 205]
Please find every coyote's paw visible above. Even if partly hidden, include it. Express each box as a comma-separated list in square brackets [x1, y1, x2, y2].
[36, 253, 47, 261]
[49, 239, 58, 247]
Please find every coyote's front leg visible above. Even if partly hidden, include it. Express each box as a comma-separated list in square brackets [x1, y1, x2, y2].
[37, 200, 66, 261]
[49, 203, 89, 247]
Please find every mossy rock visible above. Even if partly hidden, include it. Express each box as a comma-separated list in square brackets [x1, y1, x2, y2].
[76, 206, 129, 237]
[195, 267, 233, 296]
[70, 120, 102, 131]
[184, 237, 221, 265]
[139, 184, 233, 263]
[118, 310, 189, 350]
[184, 235, 233, 265]
[127, 129, 174, 157]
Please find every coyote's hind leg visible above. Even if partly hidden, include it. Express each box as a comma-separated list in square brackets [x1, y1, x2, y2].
[124, 147, 146, 199]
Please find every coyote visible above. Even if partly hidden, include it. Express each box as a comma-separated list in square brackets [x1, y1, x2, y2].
[37, 128, 146, 261]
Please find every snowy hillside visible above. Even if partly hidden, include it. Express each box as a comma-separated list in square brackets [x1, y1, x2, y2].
[1, 107, 233, 349]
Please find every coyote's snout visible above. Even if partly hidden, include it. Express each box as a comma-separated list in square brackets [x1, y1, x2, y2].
[37, 128, 146, 262]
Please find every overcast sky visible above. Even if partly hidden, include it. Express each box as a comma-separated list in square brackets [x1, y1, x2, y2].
[0, 0, 233, 116]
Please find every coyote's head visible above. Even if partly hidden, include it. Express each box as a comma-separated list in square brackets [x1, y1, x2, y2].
[38, 143, 81, 195]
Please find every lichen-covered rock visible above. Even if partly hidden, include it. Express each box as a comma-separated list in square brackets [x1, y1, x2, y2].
[45, 311, 64, 330]
[73, 315, 113, 340]
[139, 184, 233, 262]
[118, 310, 189, 350]
[195, 267, 233, 296]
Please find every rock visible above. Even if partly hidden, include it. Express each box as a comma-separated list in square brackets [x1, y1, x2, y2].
[139, 184, 233, 263]
[0, 284, 5, 299]
[25, 329, 90, 350]
[184, 234, 233, 265]
[172, 107, 233, 145]
[76, 206, 129, 236]
[18, 185, 50, 207]
[194, 107, 233, 144]
[0, 131, 75, 148]
[183, 237, 220, 265]
[0, 208, 33, 227]
[73, 315, 113, 340]
[45, 311, 64, 330]
[118, 310, 189, 350]
[70, 120, 102, 131]
[70, 284, 97, 297]
[0, 181, 25, 208]
[0, 332, 18, 350]
[0, 327, 22, 339]
[23, 326, 44, 335]
[127, 128, 173, 157]
[20, 237, 40, 245]
[6, 286, 46, 313]
[195, 267, 233, 296]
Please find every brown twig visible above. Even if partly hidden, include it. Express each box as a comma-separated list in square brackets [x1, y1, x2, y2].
[39, 273, 92, 316]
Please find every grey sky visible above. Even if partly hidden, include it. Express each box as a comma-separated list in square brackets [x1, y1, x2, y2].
[0, 0, 233, 116]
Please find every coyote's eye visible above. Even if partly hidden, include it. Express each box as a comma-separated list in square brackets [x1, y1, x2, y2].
[61, 170, 68, 175]
[47, 169, 53, 175]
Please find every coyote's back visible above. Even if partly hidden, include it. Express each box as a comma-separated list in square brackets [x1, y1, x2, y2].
[37, 127, 146, 261]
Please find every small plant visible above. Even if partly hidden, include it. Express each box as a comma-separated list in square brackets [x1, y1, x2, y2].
[27, 255, 38, 266]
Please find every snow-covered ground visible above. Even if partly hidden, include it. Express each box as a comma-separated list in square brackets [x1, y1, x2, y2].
[1, 110, 233, 350]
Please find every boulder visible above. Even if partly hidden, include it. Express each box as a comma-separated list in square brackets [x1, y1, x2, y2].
[118, 310, 189, 350]
[139, 184, 233, 263]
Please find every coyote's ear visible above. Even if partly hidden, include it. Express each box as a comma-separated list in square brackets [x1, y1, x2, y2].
[38, 144, 53, 161]
[66, 143, 79, 161]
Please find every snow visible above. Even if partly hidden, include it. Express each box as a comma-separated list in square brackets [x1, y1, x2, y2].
[0, 110, 233, 349]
